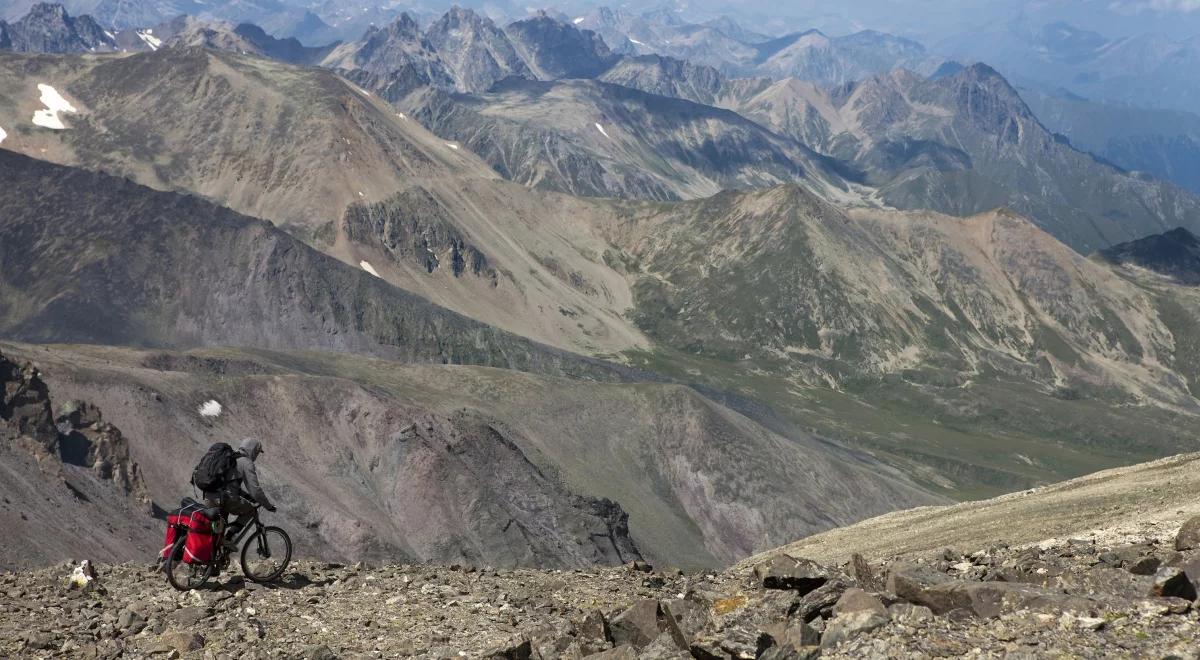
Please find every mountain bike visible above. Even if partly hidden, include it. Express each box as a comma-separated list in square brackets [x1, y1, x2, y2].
[164, 503, 292, 591]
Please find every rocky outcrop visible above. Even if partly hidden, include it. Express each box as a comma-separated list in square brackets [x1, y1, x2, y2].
[1, 351, 148, 505]
[343, 187, 496, 282]
[0, 351, 57, 454]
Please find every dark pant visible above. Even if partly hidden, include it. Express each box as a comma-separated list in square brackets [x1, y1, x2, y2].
[204, 490, 255, 533]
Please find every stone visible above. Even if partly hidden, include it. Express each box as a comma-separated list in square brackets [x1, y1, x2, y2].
[483, 636, 532, 660]
[1127, 556, 1162, 576]
[1151, 567, 1198, 601]
[117, 608, 147, 634]
[659, 599, 707, 650]
[758, 620, 820, 650]
[689, 629, 757, 660]
[791, 578, 850, 622]
[638, 633, 691, 659]
[898, 577, 1098, 618]
[167, 605, 212, 627]
[150, 631, 205, 653]
[574, 609, 610, 653]
[754, 555, 831, 594]
[832, 588, 886, 617]
[608, 599, 660, 649]
[887, 563, 952, 601]
[759, 646, 821, 660]
[1176, 516, 1200, 551]
[850, 553, 880, 591]
[820, 610, 888, 649]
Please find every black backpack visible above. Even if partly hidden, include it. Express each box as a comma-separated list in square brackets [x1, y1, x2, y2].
[191, 443, 240, 492]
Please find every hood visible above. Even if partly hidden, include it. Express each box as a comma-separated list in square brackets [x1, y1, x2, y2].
[239, 437, 263, 461]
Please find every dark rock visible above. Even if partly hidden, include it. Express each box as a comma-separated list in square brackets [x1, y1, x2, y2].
[1176, 517, 1200, 551]
[886, 563, 952, 603]
[150, 631, 205, 653]
[574, 609, 610, 653]
[790, 578, 850, 622]
[483, 636, 532, 660]
[1128, 556, 1162, 576]
[608, 599, 660, 649]
[1151, 567, 1198, 601]
[689, 628, 757, 660]
[754, 555, 831, 594]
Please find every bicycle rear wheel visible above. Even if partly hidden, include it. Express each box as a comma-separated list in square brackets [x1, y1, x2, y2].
[164, 537, 215, 591]
[240, 526, 292, 583]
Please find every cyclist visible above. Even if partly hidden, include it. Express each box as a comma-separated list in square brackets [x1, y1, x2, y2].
[202, 437, 277, 550]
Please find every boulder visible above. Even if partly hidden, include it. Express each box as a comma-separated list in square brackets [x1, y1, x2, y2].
[573, 609, 610, 654]
[753, 555, 831, 594]
[689, 628, 757, 660]
[608, 600, 660, 649]
[659, 599, 707, 650]
[896, 576, 1099, 618]
[791, 578, 850, 622]
[1127, 556, 1161, 576]
[1176, 516, 1200, 551]
[850, 553, 881, 592]
[832, 588, 886, 618]
[821, 610, 888, 649]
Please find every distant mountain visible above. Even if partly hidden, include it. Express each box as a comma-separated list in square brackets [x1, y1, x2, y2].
[939, 17, 1200, 113]
[752, 28, 940, 85]
[1023, 88, 1200, 196]
[321, 13, 453, 89]
[164, 18, 337, 64]
[1099, 228, 1200, 285]
[0, 2, 113, 53]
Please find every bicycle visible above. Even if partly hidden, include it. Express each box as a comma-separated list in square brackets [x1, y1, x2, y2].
[164, 502, 292, 591]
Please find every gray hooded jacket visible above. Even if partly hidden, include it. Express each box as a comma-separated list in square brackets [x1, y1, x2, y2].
[236, 437, 274, 509]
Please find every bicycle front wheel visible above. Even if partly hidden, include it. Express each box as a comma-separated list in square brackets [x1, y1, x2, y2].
[240, 526, 292, 583]
[164, 537, 215, 591]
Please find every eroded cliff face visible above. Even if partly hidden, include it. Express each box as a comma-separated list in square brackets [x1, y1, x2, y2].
[1, 351, 149, 503]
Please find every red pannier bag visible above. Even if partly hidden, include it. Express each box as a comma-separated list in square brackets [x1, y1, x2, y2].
[183, 510, 217, 564]
[160, 513, 190, 560]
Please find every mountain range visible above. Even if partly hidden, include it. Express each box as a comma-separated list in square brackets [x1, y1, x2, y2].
[1, 2, 1200, 576]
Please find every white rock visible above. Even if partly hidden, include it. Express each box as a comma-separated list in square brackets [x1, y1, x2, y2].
[198, 400, 222, 418]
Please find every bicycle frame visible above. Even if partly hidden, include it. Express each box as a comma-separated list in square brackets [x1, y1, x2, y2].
[214, 508, 264, 562]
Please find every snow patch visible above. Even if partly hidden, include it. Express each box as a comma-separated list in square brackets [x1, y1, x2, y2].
[629, 38, 645, 46]
[573, 17, 585, 24]
[360, 261, 380, 277]
[396, 112, 407, 120]
[137, 29, 161, 50]
[0, 125, 6, 145]
[594, 123, 611, 139]
[198, 400, 222, 418]
[31, 84, 77, 130]
[445, 142, 459, 150]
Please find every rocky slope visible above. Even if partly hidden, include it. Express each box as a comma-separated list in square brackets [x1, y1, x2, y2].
[5, 454, 1200, 658]
[0, 341, 938, 571]
[164, 19, 337, 65]
[401, 77, 852, 202]
[423, 7, 532, 94]
[0, 47, 650, 357]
